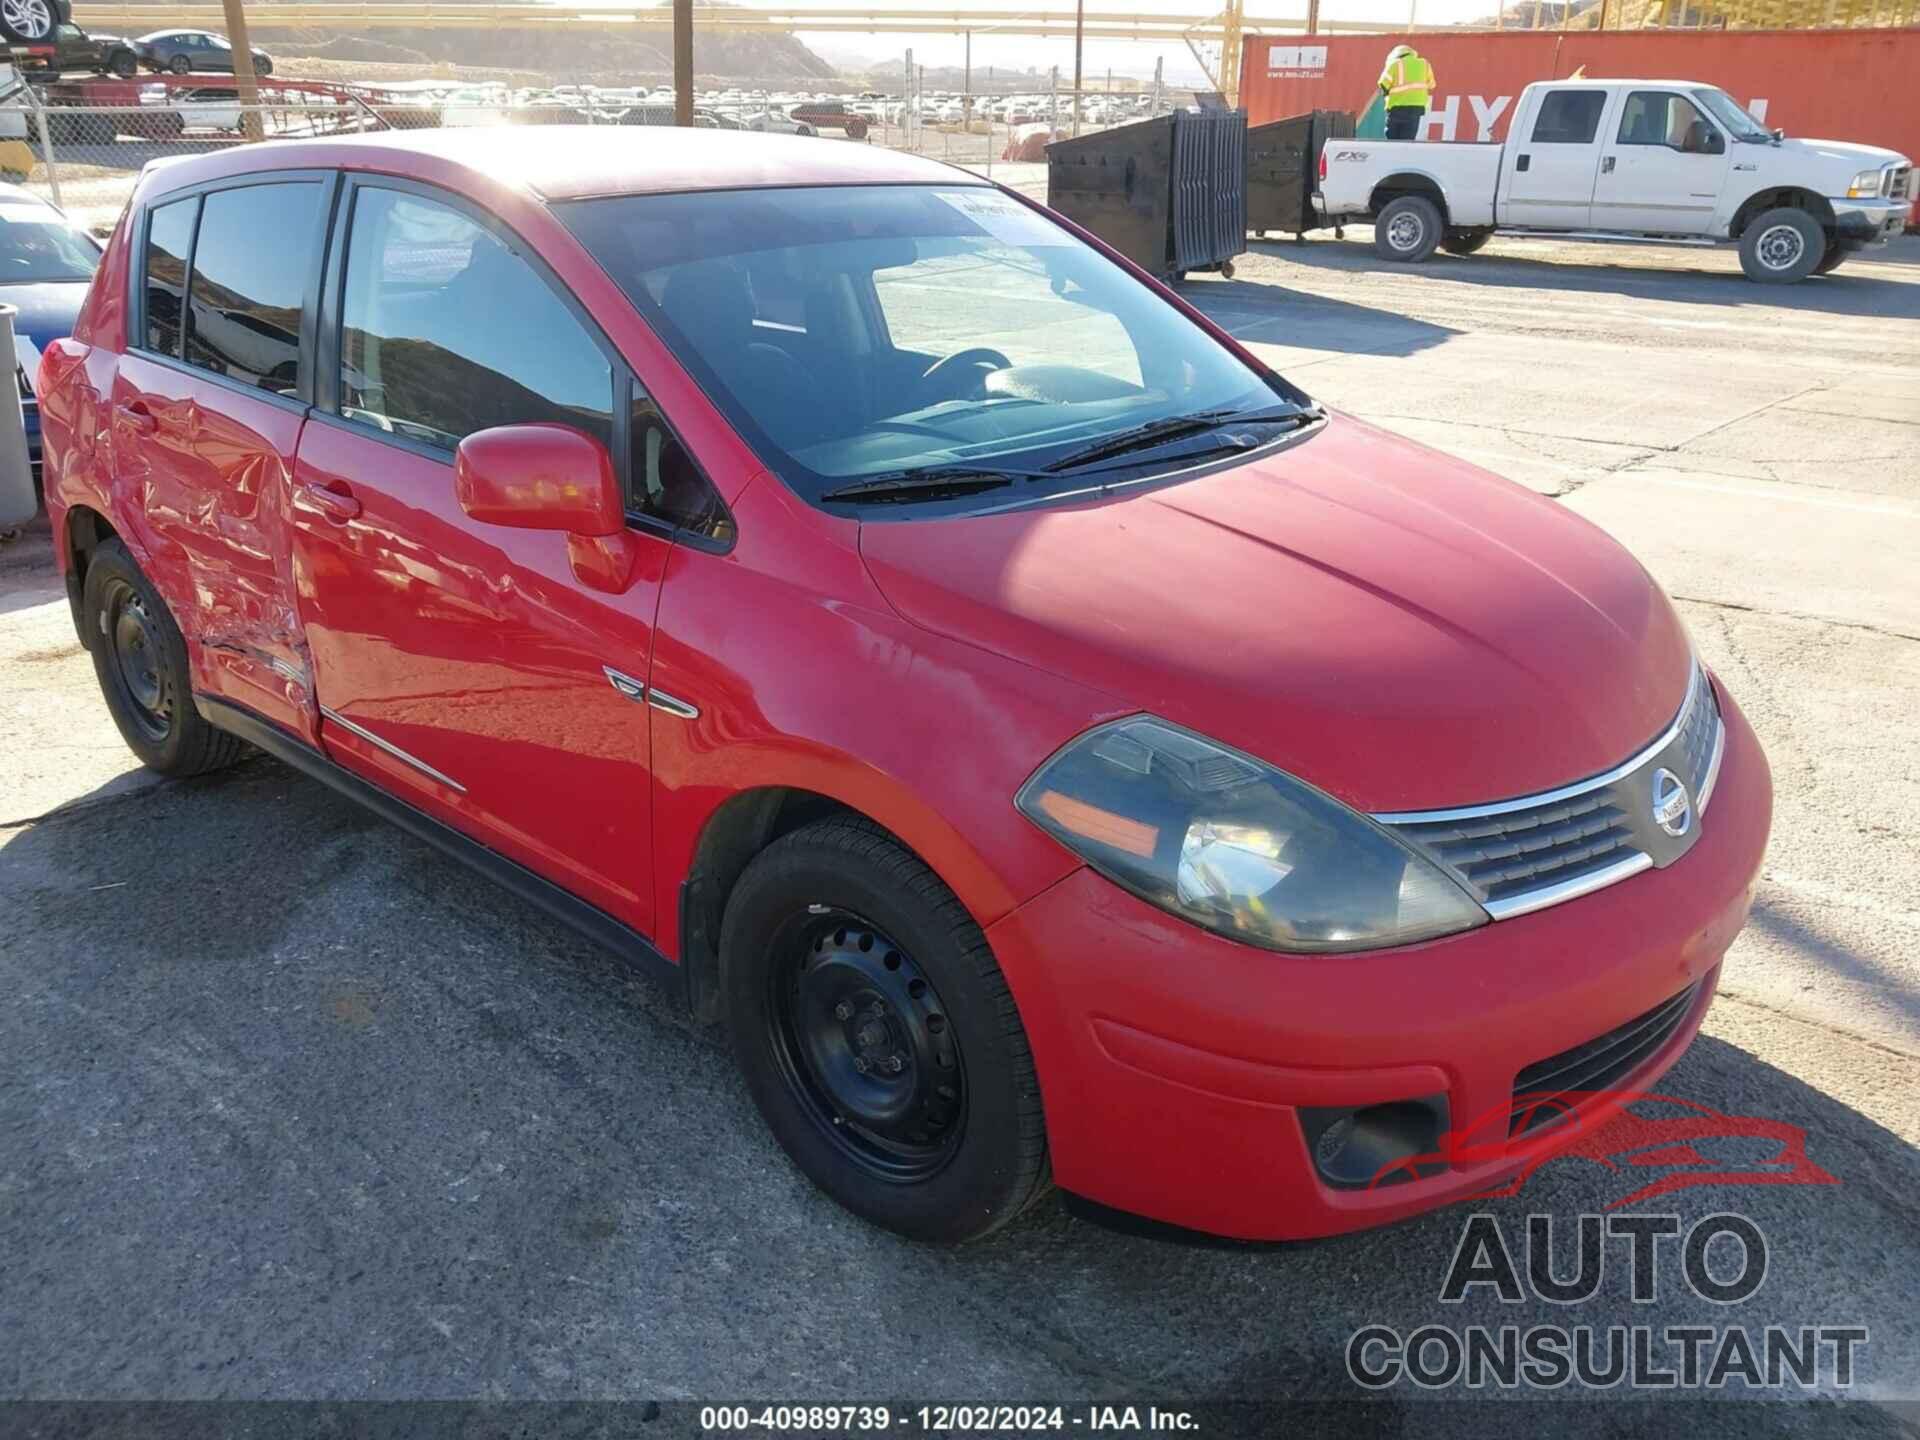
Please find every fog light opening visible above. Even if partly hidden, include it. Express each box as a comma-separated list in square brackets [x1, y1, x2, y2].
[1300, 1094, 1450, 1189]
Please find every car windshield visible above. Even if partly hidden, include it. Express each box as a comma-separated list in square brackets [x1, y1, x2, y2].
[0, 202, 100, 283]
[558, 184, 1304, 507]
[1692, 87, 1771, 141]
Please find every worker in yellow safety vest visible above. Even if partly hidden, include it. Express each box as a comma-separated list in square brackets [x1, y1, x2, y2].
[1378, 43, 1435, 141]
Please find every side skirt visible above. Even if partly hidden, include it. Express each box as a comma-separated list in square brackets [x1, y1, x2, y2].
[196, 694, 687, 1003]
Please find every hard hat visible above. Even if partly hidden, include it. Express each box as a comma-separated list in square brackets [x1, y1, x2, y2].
[1385, 43, 1415, 61]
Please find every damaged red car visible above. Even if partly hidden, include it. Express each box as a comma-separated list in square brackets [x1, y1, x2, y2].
[37, 129, 1771, 1243]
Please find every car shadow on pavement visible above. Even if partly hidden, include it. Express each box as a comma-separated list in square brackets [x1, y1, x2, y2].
[1, 760, 1915, 1406]
[1243, 235, 1920, 320]
[1181, 276, 1461, 359]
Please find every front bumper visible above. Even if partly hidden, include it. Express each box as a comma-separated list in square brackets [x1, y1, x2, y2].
[1831, 194, 1909, 245]
[986, 679, 1772, 1242]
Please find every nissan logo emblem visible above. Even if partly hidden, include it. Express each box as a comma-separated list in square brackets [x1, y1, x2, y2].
[1651, 767, 1692, 838]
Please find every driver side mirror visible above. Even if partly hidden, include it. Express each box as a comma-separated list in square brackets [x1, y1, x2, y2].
[454, 423, 641, 594]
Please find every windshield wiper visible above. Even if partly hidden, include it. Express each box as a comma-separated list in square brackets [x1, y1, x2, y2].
[819, 468, 1020, 503]
[1043, 405, 1317, 474]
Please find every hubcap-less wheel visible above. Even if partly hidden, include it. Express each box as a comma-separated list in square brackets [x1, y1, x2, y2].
[103, 579, 172, 743]
[2, 0, 52, 39]
[1387, 211, 1425, 253]
[1755, 222, 1805, 272]
[767, 912, 964, 1183]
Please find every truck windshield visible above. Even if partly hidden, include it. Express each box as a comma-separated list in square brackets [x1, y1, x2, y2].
[1692, 88, 1772, 142]
[558, 184, 1305, 507]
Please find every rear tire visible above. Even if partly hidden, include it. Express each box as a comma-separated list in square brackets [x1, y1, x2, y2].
[110, 49, 136, 78]
[1738, 207, 1824, 284]
[846, 117, 868, 140]
[82, 539, 247, 777]
[1441, 227, 1492, 256]
[720, 818, 1051, 1243]
[1374, 194, 1442, 263]
[167, 52, 190, 74]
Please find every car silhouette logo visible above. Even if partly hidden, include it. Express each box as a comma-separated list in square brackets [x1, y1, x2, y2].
[1651, 767, 1691, 837]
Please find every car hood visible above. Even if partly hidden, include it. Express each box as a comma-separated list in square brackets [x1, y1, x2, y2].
[1777, 137, 1908, 169]
[1, 279, 90, 353]
[857, 415, 1694, 813]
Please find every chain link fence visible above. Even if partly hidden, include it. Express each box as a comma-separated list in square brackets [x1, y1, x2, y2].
[1, 83, 1169, 233]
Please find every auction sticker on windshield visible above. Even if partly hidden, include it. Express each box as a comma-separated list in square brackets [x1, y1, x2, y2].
[933, 189, 1063, 248]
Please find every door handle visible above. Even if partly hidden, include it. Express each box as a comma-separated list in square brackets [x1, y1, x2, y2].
[302, 480, 361, 522]
[115, 400, 157, 434]
[1602, 155, 1617, 174]
[1515, 153, 1530, 172]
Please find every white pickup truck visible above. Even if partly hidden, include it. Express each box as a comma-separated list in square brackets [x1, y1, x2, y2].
[1316, 78, 1915, 283]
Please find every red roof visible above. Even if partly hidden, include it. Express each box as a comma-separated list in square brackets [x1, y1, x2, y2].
[146, 126, 984, 202]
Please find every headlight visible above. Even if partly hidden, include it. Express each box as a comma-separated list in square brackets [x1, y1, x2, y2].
[1847, 168, 1887, 198]
[1015, 717, 1487, 953]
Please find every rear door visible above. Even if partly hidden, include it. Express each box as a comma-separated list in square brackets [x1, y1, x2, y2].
[114, 172, 332, 739]
[1498, 87, 1612, 230]
[1591, 90, 1732, 235]
[287, 177, 673, 933]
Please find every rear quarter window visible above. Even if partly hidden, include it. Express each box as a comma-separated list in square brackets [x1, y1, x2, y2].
[142, 195, 197, 357]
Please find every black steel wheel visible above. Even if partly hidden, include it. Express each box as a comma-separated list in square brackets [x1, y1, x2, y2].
[82, 538, 247, 776]
[766, 912, 965, 1183]
[99, 573, 172, 745]
[721, 818, 1051, 1242]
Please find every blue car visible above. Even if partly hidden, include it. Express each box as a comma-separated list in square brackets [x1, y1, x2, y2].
[0, 183, 102, 480]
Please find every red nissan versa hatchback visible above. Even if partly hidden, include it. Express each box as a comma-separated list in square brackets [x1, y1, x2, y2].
[38, 129, 1771, 1244]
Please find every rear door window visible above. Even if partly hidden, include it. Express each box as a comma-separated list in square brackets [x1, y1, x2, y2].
[1529, 90, 1608, 145]
[184, 181, 322, 395]
[143, 195, 198, 358]
[336, 186, 613, 453]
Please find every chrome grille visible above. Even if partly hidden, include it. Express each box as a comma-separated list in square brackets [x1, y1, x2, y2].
[1378, 664, 1724, 921]
[1885, 164, 1913, 201]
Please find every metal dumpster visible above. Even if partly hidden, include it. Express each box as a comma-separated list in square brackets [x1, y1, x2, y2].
[1045, 109, 1247, 281]
[1247, 108, 1355, 240]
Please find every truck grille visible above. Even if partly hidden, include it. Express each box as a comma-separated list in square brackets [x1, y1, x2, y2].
[1509, 983, 1699, 1135]
[1886, 164, 1913, 201]
[1378, 664, 1724, 921]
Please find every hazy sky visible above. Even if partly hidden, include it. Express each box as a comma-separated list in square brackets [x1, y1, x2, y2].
[701, 0, 1482, 84]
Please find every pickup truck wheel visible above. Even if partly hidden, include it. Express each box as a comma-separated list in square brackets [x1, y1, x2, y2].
[110, 50, 137, 78]
[1441, 228, 1492, 256]
[82, 539, 248, 777]
[720, 817, 1051, 1243]
[1374, 195, 1442, 263]
[1739, 207, 1824, 284]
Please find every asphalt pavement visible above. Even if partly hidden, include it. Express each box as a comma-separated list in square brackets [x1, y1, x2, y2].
[2, 226, 1917, 1433]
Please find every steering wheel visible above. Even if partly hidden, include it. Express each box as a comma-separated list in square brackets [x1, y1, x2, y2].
[920, 347, 1012, 400]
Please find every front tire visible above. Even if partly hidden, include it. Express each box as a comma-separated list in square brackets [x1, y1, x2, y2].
[720, 818, 1050, 1243]
[1739, 207, 1824, 284]
[1374, 194, 1442, 263]
[82, 539, 247, 777]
